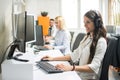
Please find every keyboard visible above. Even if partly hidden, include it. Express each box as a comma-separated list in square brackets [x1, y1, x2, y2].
[36, 61, 63, 73]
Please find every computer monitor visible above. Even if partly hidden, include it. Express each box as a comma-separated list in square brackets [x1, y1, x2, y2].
[32, 25, 44, 46]
[26, 15, 35, 42]
[7, 11, 27, 59]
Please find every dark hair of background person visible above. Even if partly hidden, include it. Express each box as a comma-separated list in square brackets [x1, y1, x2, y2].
[50, 19, 54, 21]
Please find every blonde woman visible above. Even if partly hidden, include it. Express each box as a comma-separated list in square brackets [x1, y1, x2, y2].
[44, 16, 71, 55]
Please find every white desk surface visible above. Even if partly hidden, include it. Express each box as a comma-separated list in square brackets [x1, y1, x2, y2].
[2, 48, 81, 80]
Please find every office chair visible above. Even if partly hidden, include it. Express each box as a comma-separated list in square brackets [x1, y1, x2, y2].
[116, 36, 120, 68]
[70, 31, 74, 49]
[70, 31, 74, 40]
[110, 35, 120, 69]
[99, 36, 118, 80]
[88, 36, 118, 80]
[71, 33, 86, 52]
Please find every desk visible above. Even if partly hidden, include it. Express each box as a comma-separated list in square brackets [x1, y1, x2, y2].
[1, 48, 81, 80]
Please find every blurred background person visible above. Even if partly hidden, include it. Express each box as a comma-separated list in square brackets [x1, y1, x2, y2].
[48, 19, 57, 37]
[44, 16, 71, 55]
[45, 19, 57, 44]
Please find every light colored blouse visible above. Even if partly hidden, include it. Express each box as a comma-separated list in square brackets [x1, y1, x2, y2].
[70, 35, 107, 80]
[53, 29, 71, 55]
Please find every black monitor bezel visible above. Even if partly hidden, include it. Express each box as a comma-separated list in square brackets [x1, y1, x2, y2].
[7, 11, 27, 59]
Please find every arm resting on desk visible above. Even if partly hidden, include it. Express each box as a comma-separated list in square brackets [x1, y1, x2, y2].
[53, 54, 71, 61]
[55, 64, 94, 72]
[42, 54, 94, 72]
[42, 54, 71, 61]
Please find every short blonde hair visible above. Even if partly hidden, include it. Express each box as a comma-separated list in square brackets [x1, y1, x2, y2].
[55, 16, 66, 30]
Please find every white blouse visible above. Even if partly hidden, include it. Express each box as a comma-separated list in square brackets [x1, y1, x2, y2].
[70, 35, 107, 80]
[53, 30, 71, 55]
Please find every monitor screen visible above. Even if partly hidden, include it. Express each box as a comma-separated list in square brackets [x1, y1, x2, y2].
[16, 11, 27, 53]
[32, 25, 44, 46]
[26, 15, 35, 42]
[7, 11, 27, 59]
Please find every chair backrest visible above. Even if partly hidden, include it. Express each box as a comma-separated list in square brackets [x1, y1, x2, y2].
[110, 35, 120, 67]
[117, 36, 120, 67]
[71, 33, 86, 52]
[100, 36, 118, 80]
[70, 31, 74, 40]
[70, 31, 74, 48]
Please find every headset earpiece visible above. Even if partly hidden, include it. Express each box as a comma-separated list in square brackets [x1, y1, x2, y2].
[93, 11, 103, 28]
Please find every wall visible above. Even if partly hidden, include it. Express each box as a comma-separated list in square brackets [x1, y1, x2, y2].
[0, 0, 12, 72]
[102, 0, 108, 25]
[0, 0, 61, 71]
[25, 0, 61, 20]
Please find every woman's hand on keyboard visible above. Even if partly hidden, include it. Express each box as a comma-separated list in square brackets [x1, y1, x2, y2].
[41, 55, 53, 61]
[55, 64, 73, 71]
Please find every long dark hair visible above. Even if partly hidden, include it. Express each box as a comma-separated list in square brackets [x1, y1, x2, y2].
[84, 10, 107, 64]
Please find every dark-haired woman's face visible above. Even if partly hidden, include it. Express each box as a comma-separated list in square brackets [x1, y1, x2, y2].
[84, 16, 95, 33]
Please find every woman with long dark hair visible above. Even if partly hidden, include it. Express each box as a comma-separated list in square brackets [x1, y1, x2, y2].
[41, 10, 107, 80]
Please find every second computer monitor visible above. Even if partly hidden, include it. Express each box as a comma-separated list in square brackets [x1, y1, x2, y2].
[34, 25, 44, 46]
[26, 15, 35, 42]
[7, 11, 27, 59]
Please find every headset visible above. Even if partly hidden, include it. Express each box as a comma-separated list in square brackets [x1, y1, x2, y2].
[93, 10, 103, 28]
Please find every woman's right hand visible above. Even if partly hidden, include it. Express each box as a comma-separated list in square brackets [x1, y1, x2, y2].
[44, 36, 50, 42]
[41, 55, 53, 61]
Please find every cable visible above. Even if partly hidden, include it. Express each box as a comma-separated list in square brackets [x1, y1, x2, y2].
[4, 40, 15, 55]
[1, 40, 16, 63]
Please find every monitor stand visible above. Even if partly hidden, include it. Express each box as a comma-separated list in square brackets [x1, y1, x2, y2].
[7, 44, 29, 62]
[7, 44, 18, 59]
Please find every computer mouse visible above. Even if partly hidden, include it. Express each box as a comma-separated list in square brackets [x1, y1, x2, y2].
[45, 42, 50, 44]
[41, 59, 49, 61]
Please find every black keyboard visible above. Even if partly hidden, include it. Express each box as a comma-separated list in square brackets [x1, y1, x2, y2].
[36, 61, 63, 73]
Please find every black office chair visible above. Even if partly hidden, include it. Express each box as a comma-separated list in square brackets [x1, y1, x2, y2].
[110, 35, 120, 68]
[71, 33, 86, 52]
[70, 31, 74, 49]
[88, 36, 118, 80]
[70, 31, 74, 40]
[116, 36, 120, 68]
[99, 36, 118, 80]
